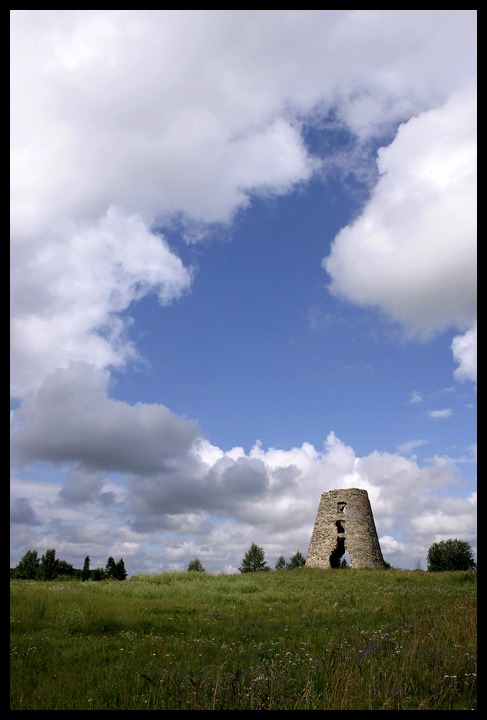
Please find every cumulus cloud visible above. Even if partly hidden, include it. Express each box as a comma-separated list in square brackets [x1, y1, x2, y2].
[10, 208, 193, 398]
[9, 366, 474, 571]
[59, 469, 105, 504]
[10, 425, 470, 571]
[410, 491, 477, 547]
[11, 11, 319, 236]
[11, 11, 476, 231]
[323, 78, 477, 339]
[11, 11, 476, 399]
[10, 497, 41, 526]
[452, 322, 477, 383]
[10, 363, 199, 474]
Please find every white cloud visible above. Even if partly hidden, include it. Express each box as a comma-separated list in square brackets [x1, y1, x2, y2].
[409, 391, 423, 404]
[378, 535, 407, 558]
[452, 322, 477, 383]
[323, 78, 477, 339]
[11, 11, 477, 399]
[396, 439, 428, 456]
[11, 10, 476, 235]
[10, 10, 322, 238]
[451, 444, 477, 464]
[11, 402, 469, 571]
[410, 491, 477, 547]
[10, 208, 193, 398]
[427, 409, 453, 419]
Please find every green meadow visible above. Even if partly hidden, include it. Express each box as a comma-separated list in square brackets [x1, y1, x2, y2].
[10, 568, 476, 710]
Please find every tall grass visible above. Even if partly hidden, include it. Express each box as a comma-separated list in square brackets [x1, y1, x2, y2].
[10, 568, 476, 710]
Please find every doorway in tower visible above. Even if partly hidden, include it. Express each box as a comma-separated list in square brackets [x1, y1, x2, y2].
[329, 539, 352, 568]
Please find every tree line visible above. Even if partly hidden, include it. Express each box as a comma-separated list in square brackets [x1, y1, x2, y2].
[10, 549, 127, 581]
[11, 538, 475, 579]
[188, 539, 476, 574]
[240, 544, 308, 573]
[234, 539, 475, 574]
[187, 544, 311, 574]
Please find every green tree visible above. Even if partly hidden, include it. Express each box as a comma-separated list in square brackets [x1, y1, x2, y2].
[91, 567, 106, 581]
[115, 558, 127, 581]
[187, 558, 206, 572]
[105, 556, 127, 580]
[105, 556, 117, 579]
[39, 548, 59, 580]
[13, 549, 40, 579]
[286, 550, 306, 569]
[239, 543, 269, 573]
[82, 555, 91, 581]
[275, 555, 286, 570]
[56, 559, 75, 577]
[427, 538, 476, 572]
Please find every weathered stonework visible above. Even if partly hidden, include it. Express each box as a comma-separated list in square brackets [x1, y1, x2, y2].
[306, 488, 386, 569]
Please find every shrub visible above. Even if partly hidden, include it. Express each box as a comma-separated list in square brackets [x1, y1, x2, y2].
[427, 538, 476, 572]
[187, 558, 206, 572]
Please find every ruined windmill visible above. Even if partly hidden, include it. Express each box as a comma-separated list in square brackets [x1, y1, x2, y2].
[305, 488, 386, 569]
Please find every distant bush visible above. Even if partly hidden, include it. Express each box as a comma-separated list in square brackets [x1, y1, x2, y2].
[187, 558, 206, 572]
[427, 538, 476, 572]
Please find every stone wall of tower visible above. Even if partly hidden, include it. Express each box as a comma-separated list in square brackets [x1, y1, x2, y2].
[305, 488, 386, 569]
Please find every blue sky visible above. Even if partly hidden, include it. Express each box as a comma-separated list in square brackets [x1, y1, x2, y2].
[11, 11, 476, 573]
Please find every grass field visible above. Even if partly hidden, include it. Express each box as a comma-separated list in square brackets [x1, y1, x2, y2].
[10, 568, 476, 710]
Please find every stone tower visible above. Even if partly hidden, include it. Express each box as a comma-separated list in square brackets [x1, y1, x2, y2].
[306, 488, 386, 569]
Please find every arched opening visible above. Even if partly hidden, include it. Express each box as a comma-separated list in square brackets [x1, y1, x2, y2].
[337, 502, 346, 513]
[336, 519, 346, 534]
[329, 537, 346, 568]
